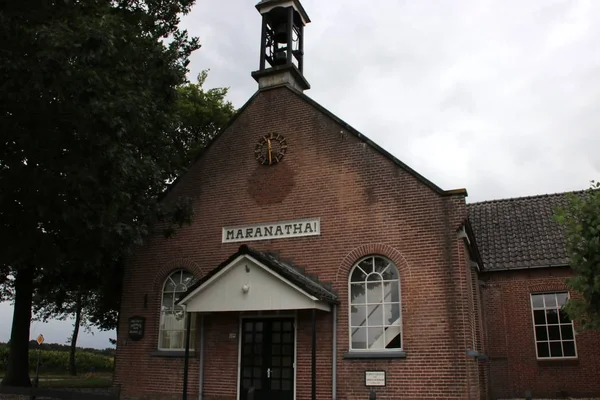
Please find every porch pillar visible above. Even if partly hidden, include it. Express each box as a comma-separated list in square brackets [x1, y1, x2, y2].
[182, 311, 192, 400]
[311, 308, 317, 400]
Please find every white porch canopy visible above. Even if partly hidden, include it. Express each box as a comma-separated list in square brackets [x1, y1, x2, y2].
[177, 248, 336, 313]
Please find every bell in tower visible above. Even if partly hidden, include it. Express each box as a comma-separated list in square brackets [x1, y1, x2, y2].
[252, 0, 311, 92]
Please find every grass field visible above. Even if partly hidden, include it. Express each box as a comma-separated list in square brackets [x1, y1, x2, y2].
[0, 373, 113, 388]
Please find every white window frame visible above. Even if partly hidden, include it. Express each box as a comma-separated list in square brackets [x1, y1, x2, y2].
[158, 270, 196, 351]
[530, 292, 577, 359]
[348, 255, 402, 352]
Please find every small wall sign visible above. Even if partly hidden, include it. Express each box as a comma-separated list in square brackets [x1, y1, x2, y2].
[222, 218, 320, 243]
[365, 370, 386, 387]
[129, 316, 145, 341]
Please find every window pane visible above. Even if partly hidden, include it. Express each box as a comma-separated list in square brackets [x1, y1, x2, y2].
[531, 294, 544, 308]
[351, 305, 366, 327]
[385, 330, 402, 349]
[351, 327, 367, 349]
[549, 341, 563, 357]
[379, 262, 398, 280]
[384, 303, 401, 326]
[366, 282, 382, 304]
[548, 325, 560, 340]
[535, 326, 548, 341]
[374, 257, 388, 273]
[563, 341, 576, 357]
[544, 294, 557, 308]
[351, 267, 367, 283]
[367, 273, 382, 282]
[556, 293, 568, 306]
[561, 325, 574, 340]
[358, 258, 374, 274]
[383, 281, 399, 303]
[162, 293, 174, 309]
[559, 309, 571, 324]
[367, 304, 384, 326]
[282, 380, 291, 390]
[169, 331, 183, 349]
[546, 309, 559, 324]
[182, 272, 194, 287]
[350, 284, 366, 304]
[537, 342, 550, 357]
[254, 379, 262, 390]
[164, 277, 177, 292]
[533, 310, 546, 325]
[367, 327, 384, 349]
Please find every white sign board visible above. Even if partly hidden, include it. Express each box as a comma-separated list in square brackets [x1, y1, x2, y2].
[222, 218, 320, 243]
[365, 371, 386, 387]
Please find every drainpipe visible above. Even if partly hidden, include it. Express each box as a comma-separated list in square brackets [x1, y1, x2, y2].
[183, 312, 192, 400]
[199, 315, 205, 400]
[332, 305, 337, 400]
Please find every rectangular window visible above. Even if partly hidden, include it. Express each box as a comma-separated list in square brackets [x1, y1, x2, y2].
[530, 292, 577, 359]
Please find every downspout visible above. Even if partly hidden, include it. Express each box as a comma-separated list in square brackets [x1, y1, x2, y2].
[182, 312, 192, 400]
[332, 304, 337, 400]
[199, 315, 205, 400]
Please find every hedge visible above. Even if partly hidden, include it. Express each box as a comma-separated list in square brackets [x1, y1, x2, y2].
[0, 347, 114, 373]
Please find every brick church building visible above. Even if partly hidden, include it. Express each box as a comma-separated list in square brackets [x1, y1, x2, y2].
[113, 1, 600, 399]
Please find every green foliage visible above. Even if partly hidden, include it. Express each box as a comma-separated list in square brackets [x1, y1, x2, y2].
[0, 347, 113, 374]
[554, 180, 600, 330]
[0, 0, 213, 385]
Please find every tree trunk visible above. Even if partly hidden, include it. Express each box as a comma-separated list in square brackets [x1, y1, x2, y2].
[1, 266, 34, 387]
[69, 293, 82, 376]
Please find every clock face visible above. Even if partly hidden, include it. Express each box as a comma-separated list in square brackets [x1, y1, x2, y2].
[255, 133, 287, 165]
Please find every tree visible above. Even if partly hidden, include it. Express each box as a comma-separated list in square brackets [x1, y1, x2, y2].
[28, 75, 235, 375]
[0, 0, 203, 386]
[554, 181, 600, 331]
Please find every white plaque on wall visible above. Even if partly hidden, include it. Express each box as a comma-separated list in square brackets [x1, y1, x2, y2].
[365, 371, 386, 387]
[222, 218, 320, 243]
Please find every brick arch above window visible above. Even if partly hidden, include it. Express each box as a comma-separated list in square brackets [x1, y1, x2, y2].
[528, 282, 569, 294]
[152, 258, 204, 294]
[335, 243, 410, 286]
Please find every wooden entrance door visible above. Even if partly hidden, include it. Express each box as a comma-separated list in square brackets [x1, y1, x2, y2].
[240, 318, 295, 400]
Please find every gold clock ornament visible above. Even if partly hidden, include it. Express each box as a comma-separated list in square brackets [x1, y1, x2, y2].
[255, 133, 287, 165]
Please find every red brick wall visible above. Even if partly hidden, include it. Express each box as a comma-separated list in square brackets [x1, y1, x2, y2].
[481, 267, 600, 399]
[115, 86, 479, 399]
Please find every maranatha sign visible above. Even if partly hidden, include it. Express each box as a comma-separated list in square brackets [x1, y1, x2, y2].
[222, 218, 320, 243]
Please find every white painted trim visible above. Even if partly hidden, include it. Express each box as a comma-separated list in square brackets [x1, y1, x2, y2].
[347, 256, 403, 352]
[179, 254, 331, 312]
[529, 292, 578, 360]
[236, 313, 298, 400]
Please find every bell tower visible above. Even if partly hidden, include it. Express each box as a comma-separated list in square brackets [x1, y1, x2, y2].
[252, 0, 311, 92]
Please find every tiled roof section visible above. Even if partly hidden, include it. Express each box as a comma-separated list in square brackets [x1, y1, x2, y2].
[180, 245, 338, 304]
[467, 192, 582, 271]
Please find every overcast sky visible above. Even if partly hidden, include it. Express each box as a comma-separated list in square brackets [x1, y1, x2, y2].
[2, 0, 599, 348]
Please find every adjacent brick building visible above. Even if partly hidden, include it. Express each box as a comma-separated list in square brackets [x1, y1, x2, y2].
[113, 1, 600, 399]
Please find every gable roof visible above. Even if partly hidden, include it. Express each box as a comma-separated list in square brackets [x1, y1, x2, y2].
[178, 244, 338, 304]
[161, 84, 467, 203]
[467, 191, 582, 271]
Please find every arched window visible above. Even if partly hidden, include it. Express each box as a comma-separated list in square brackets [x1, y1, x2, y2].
[159, 270, 195, 350]
[349, 256, 402, 351]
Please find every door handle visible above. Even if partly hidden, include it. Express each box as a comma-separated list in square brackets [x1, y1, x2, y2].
[267, 368, 271, 378]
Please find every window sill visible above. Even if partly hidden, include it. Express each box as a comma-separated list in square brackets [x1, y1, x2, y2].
[151, 350, 196, 358]
[537, 357, 579, 366]
[343, 351, 407, 360]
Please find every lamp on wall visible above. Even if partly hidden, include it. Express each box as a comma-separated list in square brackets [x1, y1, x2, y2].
[242, 284, 250, 294]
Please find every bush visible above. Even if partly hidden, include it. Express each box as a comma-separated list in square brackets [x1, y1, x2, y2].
[0, 347, 114, 373]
